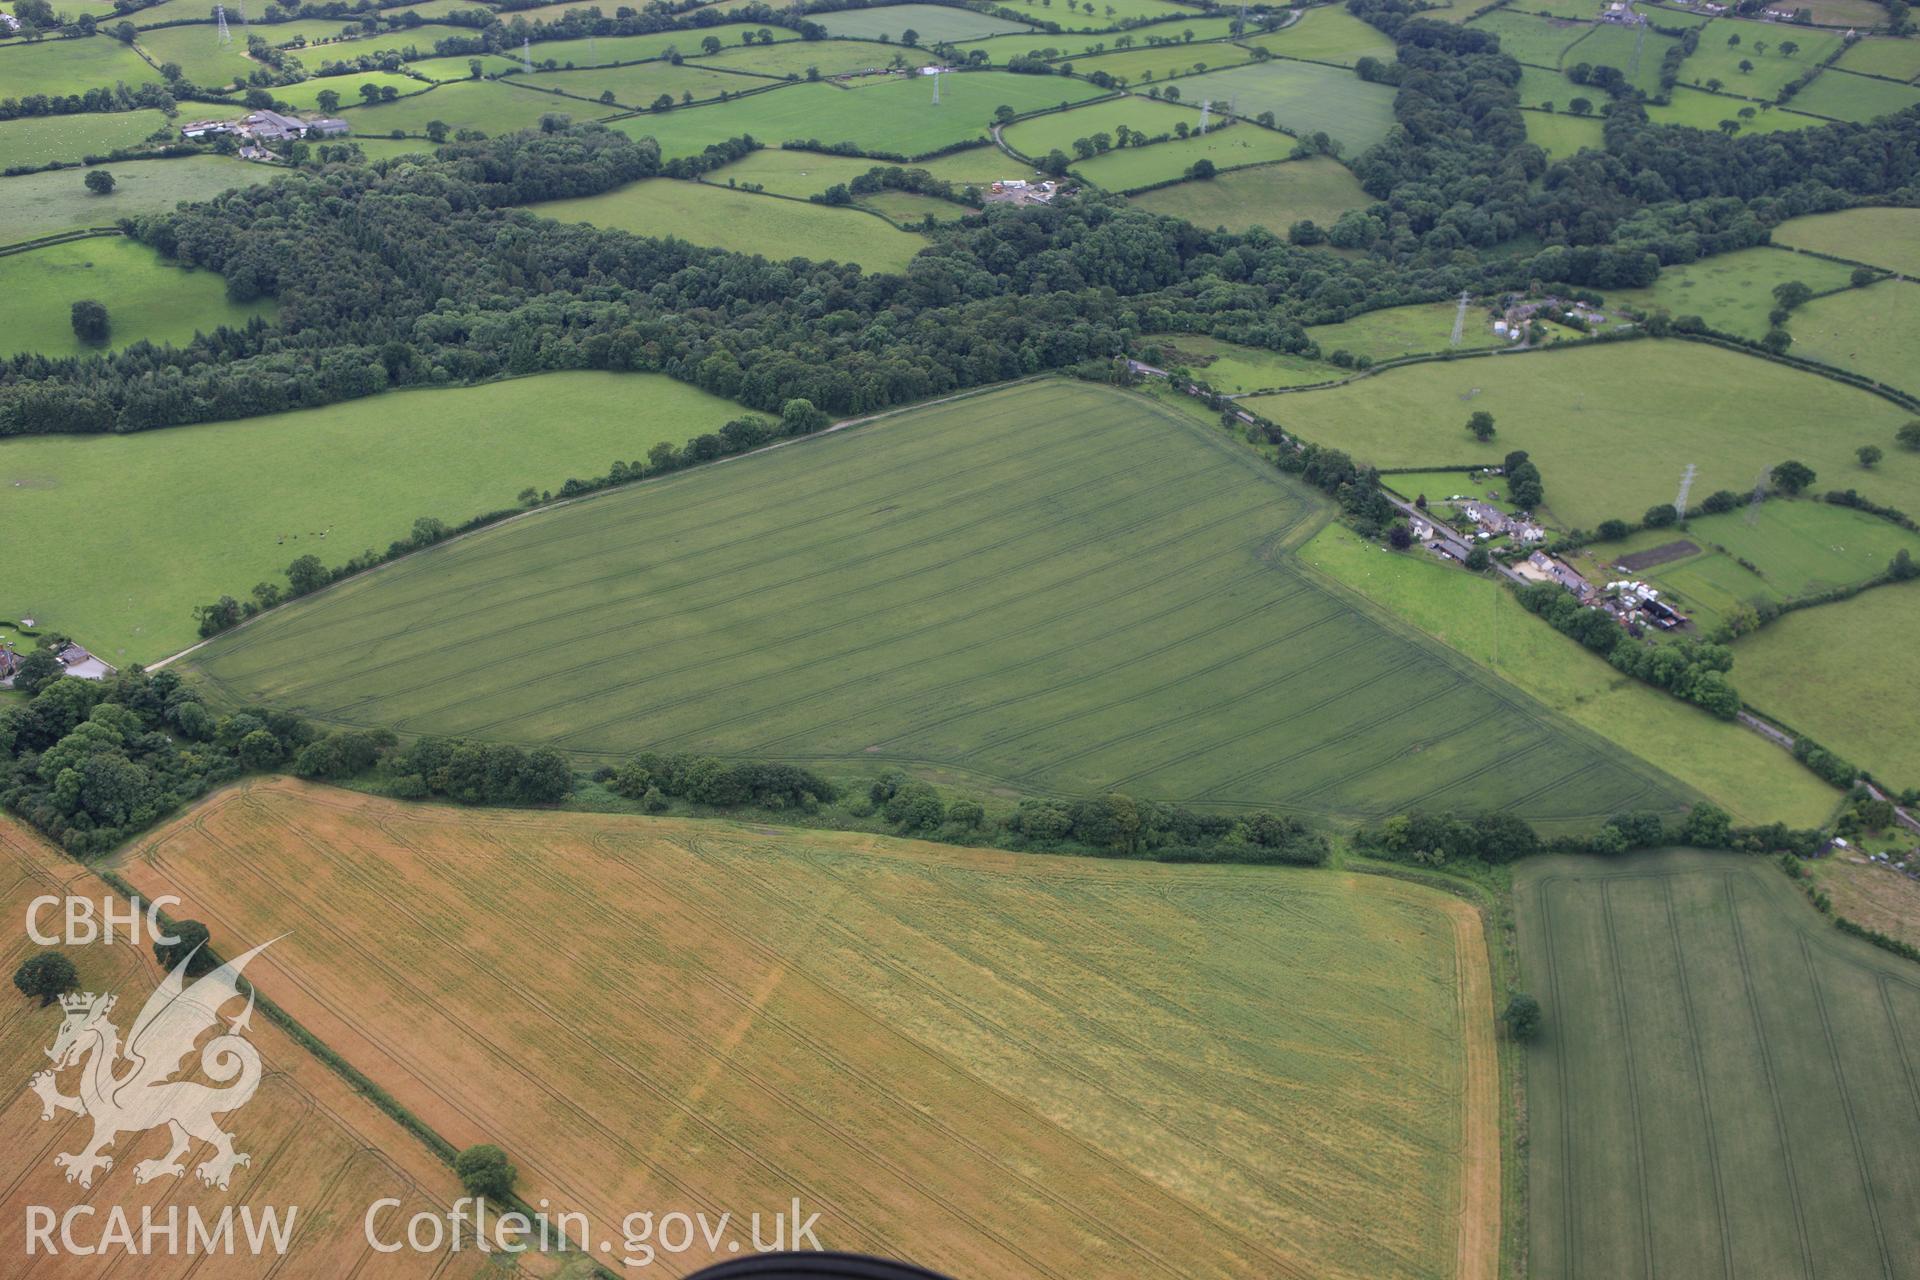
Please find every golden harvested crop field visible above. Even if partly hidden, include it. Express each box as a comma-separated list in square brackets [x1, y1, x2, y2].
[119, 779, 1500, 1280]
[0, 814, 509, 1279]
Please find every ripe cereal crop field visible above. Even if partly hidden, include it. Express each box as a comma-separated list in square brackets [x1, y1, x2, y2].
[117, 778, 1502, 1280]
[183, 380, 1690, 827]
[0, 814, 505, 1280]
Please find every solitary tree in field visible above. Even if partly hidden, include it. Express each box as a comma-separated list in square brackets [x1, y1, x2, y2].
[1858, 444, 1884, 469]
[1467, 410, 1496, 442]
[1738, 58, 1754, 74]
[455, 1145, 517, 1201]
[70, 299, 109, 344]
[1502, 993, 1543, 1042]
[153, 920, 216, 977]
[701, 34, 722, 55]
[1898, 421, 1920, 451]
[13, 952, 78, 1006]
[316, 88, 341, 113]
[1779, 39, 1799, 57]
[83, 168, 115, 195]
[1770, 459, 1816, 494]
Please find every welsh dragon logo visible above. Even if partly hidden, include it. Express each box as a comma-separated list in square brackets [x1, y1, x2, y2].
[30, 940, 276, 1192]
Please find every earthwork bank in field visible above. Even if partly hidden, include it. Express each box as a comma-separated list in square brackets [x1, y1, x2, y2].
[185, 380, 1689, 827]
[118, 778, 1501, 1280]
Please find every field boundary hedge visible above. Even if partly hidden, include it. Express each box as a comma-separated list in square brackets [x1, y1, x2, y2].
[0, 226, 123, 257]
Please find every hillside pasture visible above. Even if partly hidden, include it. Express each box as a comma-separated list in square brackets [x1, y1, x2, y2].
[117, 779, 1501, 1280]
[514, 60, 768, 109]
[0, 155, 262, 247]
[1251, 341, 1919, 532]
[1735, 585, 1920, 788]
[0, 33, 164, 95]
[1304, 300, 1500, 363]
[1770, 205, 1920, 275]
[1023, 0, 1208, 29]
[0, 372, 740, 661]
[1063, 38, 1255, 84]
[1464, 11, 1592, 66]
[1521, 108, 1605, 157]
[619, 75, 1103, 159]
[704, 146, 948, 197]
[407, 51, 528, 80]
[182, 380, 1688, 827]
[1788, 66, 1920, 120]
[0, 235, 272, 359]
[1835, 34, 1920, 80]
[1564, 21, 1680, 94]
[135, 21, 272, 86]
[1000, 92, 1204, 157]
[1518, 849, 1920, 1280]
[0, 109, 169, 171]
[1128, 155, 1368, 234]
[0, 813, 502, 1280]
[530, 178, 928, 272]
[1676, 19, 1845, 99]
[1070, 125, 1296, 187]
[1176, 60, 1398, 153]
[810, 3, 1040, 42]
[1299, 526, 1836, 826]
[1787, 279, 1920, 400]
[1240, 6, 1397, 65]
[338, 77, 592, 136]
[1642, 87, 1827, 133]
[1604, 245, 1857, 338]
[517, 23, 794, 67]
[270, 69, 423, 111]
[945, 25, 1221, 63]
[1140, 333, 1341, 393]
[691, 38, 932, 77]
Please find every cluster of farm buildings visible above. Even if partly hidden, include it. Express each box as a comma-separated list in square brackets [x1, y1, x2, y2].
[0, 638, 113, 687]
[984, 178, 1067, 206]
[180, 109, 349, 158]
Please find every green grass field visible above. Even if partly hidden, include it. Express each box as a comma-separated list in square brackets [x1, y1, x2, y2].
[1465, 11, 1593, 67]
[0, 156, 262, 246]
[948, 25, 1231, 65]
[1013, 0, 1204, 30]
[1000, 93, 1203, 157]
[705, 146, 941, 196]
[1062, 39, 1254, 86]
[268, 69, 423, 111]
[1564, 21, 1680, 94]
[1642, 87, 1826, 134]
[1788, 279, 1920, 400]
[691, 38, 930, 78]
[811, 3, 1039, 42]
[530, 178, 927, 271]
[1517, 848, 1920, 1280]
[0, 33, 164, 95]
[909, 143, 1029, 187]
[1789, 67, 1920, 121]
[1791, 0, 1897, 22]
[515, 60, 768, 109]
[1835, 35, 1920, 81]
[1521, 108, 1606, 158]
[1771, 205, 1920, 275]
[1140, 333, 1340, 392]
[858, 188, 964, 224]
[1240, 7, 1397, 66]
[181, 380, 1690, 827]
[1573, 500, 1920, 635]
[1300, 525, 1835, 826]
[1252, 341, 1919, 531]
[620, 75, 1102, 159]
[1515, 63, 1575, 109]
[1175, 60, 1398, 154]
[1304, 300, 1502, 363]
[1605, 245, 1857, 338]
[1069, 121, 1297, 188]
[513, 24, 792, 69]
[0, 109, 169, 171]
[339, 77, 596, 136]
[1128, 155, 1369, 234]
[1736, 584, 1920, 788]
[0, 372, 742, 662]
[1676, 18, 1844, 99]
[407, 51, 529, 80]
[0, 235, 272, 358]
